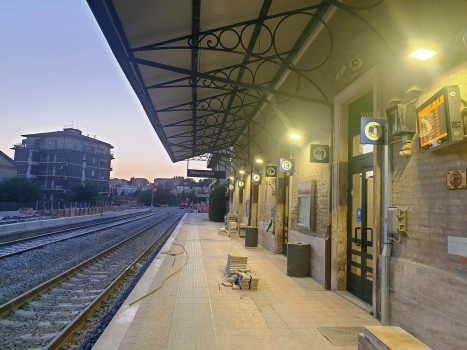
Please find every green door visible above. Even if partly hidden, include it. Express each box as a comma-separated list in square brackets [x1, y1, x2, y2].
[346, 91, 374, 304]
[347, 165, 374, 304]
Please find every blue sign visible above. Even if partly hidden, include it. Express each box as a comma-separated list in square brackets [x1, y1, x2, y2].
[237, 180, 245, 189]
[360, 118, 386, 145]
[252, 173, 262, 183]
[357, 209, 362, 222]
[280, 158, 294, 173]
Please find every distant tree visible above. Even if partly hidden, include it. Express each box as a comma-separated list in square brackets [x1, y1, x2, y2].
[140, 189, 153, 206]
[208, 185, 227, 222]
[155, 186, 174, 206]
[0, 177, 42, 203]
[198, 179, 211, 187]
[164, 180, 174, 189]
[130, 189, 142, 202]
[69, 182, 102, 204]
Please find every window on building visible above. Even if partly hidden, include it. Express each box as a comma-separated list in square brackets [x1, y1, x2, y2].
[47, 139, 58, 149]
[93, 157, 95, 164]
[92, 170, 95, 176]
[297, 180, 316, 230]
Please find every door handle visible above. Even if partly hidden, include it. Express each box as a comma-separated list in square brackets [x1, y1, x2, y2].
[354, 227, 362, 246]
[364, 227, 373, 246]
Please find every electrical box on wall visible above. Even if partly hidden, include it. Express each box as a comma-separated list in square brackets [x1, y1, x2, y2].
[446, 170, 467, 189]
[387, 207, 407, 234]
[386, 103, 417, 136]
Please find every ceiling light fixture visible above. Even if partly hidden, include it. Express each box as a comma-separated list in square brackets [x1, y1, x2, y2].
[409, 48, 436, 60]
[290, 134, 301, 139]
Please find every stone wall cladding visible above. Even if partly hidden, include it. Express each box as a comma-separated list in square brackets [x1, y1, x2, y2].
[385, 60, 467, 350]
[390, 62, 467, 276]
[389, 258, 467, 349]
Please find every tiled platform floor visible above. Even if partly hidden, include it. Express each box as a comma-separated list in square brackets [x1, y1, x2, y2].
[92, 213, 380, 350]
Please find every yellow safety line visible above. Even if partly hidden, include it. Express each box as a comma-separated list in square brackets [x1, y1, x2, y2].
[129, 243, 188, 306]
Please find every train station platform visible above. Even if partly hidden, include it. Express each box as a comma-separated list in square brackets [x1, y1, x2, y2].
[92, 213, 380, 350]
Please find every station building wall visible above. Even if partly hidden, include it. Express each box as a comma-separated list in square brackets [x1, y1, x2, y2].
[383, 61, 467, 349]
[229, 2, 467, 348]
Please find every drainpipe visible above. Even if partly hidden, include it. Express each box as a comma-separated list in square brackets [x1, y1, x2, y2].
[381, 124, 391, 325]
[325, 129, 333, 290]
[248, 122, 252, 226]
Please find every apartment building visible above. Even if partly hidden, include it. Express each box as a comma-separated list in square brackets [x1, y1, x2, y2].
[12, 128, 114, 200]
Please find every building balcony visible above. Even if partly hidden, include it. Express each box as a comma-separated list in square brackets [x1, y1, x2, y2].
[42, 186, 66, 192]
[38, 161, 68, 165]
[37, 172, 67, 178]
[13, 144, 114, 159]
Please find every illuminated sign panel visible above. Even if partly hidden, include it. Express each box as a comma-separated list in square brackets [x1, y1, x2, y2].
[187, 169, 225, 178]
[417, 86, 463, 152]
[417, 91, 448, 149]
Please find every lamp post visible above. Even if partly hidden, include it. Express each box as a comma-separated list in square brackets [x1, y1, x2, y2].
[151, 188, 157, 207]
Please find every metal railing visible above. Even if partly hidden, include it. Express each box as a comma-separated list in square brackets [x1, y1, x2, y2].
[13, 144, 113, 157]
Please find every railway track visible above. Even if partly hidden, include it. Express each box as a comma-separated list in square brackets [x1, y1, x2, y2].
[0, 209, 167, 259]
[0, 210, 184, 350]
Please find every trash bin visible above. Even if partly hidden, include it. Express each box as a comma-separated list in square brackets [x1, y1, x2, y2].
[287, 242, 310, 277]
[245, 226, 258, 247]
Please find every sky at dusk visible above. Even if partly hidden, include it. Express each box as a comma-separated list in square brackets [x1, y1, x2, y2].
[0, 1, 208, 181]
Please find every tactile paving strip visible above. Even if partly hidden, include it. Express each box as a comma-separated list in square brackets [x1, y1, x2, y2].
[167, 225, 216, 350]
[128, 226, 190, 350]
[317, 327, 363, 346]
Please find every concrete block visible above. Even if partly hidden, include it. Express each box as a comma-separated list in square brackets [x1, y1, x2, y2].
[39, 220, 55, 228]
[2, 223, 26, 233]
[26, 221, 41, 230]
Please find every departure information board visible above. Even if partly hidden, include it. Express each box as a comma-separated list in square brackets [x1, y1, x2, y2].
[417, 89, 449, 150]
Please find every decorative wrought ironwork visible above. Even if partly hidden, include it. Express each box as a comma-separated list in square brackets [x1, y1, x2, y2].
[110, 1, 386, 162]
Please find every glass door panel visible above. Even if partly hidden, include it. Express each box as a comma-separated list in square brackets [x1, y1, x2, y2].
[347, 173, 363, 297]
[347, 168, 373, 304]
[362, 171, 374, 303]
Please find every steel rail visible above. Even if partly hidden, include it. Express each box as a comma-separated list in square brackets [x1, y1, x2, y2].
[0, 209, 152, 247]
[0, 210, 179, 319]
[0, 209, 167, 260]
[45, 211, 185, 349]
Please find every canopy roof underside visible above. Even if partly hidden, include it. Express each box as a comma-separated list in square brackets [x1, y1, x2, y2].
[87, 0, 343, 164]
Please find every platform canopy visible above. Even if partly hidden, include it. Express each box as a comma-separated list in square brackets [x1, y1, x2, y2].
[87, 0, 348, 164]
